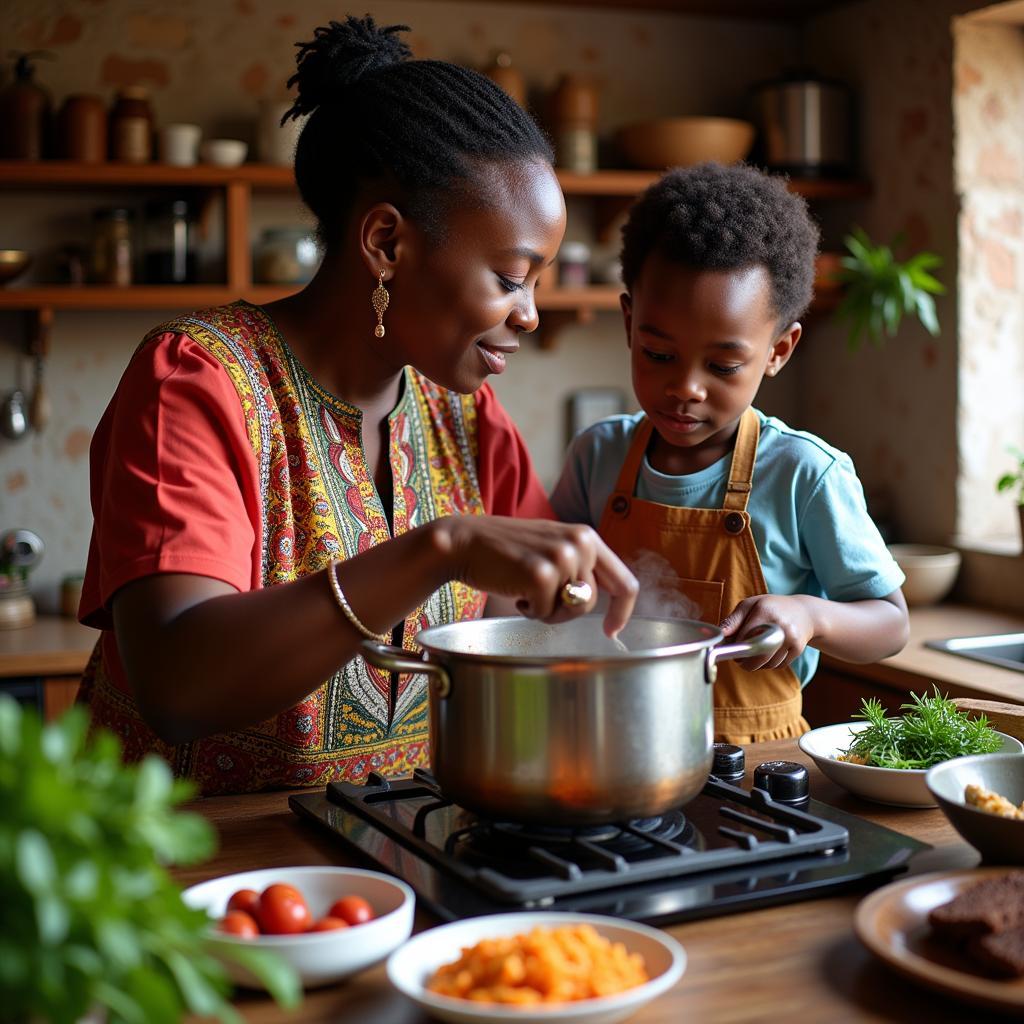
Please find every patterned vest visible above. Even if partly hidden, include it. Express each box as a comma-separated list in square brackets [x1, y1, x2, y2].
[81, 302, 486, 793]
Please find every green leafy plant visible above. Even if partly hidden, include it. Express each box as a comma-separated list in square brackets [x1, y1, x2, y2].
[0, 698, 301, 1024]
[832, 227, 945, 351]
[996, 445, 1024, 506]
[838, 690, 1002, 770]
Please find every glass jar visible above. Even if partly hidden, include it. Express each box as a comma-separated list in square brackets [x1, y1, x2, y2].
[558, 241, 591, 287]
[551, 75, 599, 174]
[91, 207, 134, 286]
[143, 199, 196, 283]
[255, 228, 319, 285]
[109, 86, 153, 163]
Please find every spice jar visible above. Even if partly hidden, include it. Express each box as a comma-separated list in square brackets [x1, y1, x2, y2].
[143, 199, 195, 284]
[91, 207, 134, 286]
[255, 228, 319, 284]
[109, 86, 153, 163]
[56, 94, 107, 162]
[483, 52, 526, 107]
[551, 75, 599, 174]
[0, 52, 53, 160]
[558, 241, 591, 287]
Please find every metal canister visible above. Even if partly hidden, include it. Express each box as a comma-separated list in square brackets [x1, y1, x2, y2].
[752, 72, 853, 175]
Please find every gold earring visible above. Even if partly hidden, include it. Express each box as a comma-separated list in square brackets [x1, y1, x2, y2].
[372, 270, 390, 338]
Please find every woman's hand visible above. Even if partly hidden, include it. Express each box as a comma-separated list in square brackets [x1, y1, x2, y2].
[434, 516, 638, 637]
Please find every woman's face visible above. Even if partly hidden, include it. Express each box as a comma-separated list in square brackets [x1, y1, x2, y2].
[387, 159, 566, 394]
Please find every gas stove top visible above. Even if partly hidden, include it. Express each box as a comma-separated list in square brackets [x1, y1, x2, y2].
[289, 767, 928, 925]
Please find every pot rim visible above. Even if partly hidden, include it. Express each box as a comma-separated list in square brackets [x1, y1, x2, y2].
[416, 614, 723, 667]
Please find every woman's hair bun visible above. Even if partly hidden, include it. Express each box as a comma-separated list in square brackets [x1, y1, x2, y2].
[284, 16, 411, 119]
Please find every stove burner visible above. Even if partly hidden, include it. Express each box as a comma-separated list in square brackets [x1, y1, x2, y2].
[484, 810, 690, 847]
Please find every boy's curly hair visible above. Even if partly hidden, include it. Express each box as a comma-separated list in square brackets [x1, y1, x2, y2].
[620, 162, 820, 326]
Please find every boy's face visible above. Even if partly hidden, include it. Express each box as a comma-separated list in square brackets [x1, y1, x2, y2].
[622, 252, 800, 472]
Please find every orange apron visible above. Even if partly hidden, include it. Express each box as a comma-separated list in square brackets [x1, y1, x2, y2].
[597, 408, 809, 744]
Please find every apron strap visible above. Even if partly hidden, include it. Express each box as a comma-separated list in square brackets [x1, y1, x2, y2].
[723, 408, 760, 513]
[609, 415, 655, 500]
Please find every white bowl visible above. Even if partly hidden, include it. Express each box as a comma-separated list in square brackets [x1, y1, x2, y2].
[200, 138, 248, 167]
[182, 865, 414, 989]
[799, 721, 1023, 808]
[887, 544, 961, 606]
[386, 911, 685, 1024]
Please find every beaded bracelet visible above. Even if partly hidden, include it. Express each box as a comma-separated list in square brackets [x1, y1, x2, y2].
[327, 558, 391, 643]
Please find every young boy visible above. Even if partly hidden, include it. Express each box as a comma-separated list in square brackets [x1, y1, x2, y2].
[551, 163, 909, 743]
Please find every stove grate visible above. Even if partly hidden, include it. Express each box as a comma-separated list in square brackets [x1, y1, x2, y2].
[324, 769, 850, 906]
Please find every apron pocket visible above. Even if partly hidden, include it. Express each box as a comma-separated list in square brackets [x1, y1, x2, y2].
[634, 575, 724, 625]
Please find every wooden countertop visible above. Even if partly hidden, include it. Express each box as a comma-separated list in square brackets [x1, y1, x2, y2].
[822, 602, 1024, 703]
[177, 738, 990, 1023]
[0, 615, 97, 677]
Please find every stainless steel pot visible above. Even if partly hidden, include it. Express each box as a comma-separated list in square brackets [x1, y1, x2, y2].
[361, 615, 783, 825]
[752, 73, 853, 175]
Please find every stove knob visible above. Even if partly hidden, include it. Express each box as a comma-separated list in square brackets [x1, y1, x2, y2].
[753, 760, 809, 807]
[712, 743, 745, 784]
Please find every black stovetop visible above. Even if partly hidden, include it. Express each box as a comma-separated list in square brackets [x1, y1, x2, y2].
[289, 769, 929, 925]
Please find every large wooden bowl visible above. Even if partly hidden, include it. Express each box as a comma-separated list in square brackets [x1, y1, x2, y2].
[616, 117, 754, 170]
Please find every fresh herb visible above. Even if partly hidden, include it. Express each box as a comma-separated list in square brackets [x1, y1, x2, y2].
[0, 698, 301, 1024]
[839, 690, 1003, 769]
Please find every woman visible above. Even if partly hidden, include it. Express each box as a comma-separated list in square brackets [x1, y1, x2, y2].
[79, 17, 637, 794]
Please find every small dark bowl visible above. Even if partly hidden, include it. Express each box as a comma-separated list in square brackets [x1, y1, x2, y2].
[926, 753, 1024, 864]
[0, 250, 31, 285]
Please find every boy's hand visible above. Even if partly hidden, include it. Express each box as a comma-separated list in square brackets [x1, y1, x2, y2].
[719, 595, 816, 671]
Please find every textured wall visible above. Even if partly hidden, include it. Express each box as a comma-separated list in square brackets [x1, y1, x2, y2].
[953, 18, 1024, 545]
[801, 0, 988, 546]
[0, 0, 799, 608]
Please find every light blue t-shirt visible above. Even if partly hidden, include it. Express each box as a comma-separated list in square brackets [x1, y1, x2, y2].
[550, 409, 905, 686]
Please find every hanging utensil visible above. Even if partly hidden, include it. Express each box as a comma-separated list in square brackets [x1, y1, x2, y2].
[0, 387, 28, 440]
[28, 346, 50, 431]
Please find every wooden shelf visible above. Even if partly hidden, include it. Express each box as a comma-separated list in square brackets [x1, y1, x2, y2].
[0, 285, 304, 310]
[0, 161, 871, 201]
[0, 161, 865, 346]
[0, 160, 295, 190]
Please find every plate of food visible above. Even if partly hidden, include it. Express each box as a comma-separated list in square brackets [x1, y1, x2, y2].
[385, 912, 685, 1024]
[854, 868, 1024, 1012]
[798, 692, 1023, 807]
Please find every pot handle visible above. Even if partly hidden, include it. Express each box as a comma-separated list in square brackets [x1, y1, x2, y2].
[360, 641, 452, 698]
[710, 622, 785, 667]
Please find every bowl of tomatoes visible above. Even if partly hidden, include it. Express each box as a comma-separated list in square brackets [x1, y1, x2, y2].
[182, 865, 415, 988]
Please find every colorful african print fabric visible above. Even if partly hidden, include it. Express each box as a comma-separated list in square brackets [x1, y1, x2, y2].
[80, 302, 487, 793]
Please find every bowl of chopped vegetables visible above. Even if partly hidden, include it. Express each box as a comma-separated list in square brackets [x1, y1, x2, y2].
[798, 693, 1023, 808]
[926, 753, 1024, 863]
[386, 912, 685, 1024]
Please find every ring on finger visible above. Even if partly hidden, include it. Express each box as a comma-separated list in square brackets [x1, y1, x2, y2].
[560, 579, 593, 607]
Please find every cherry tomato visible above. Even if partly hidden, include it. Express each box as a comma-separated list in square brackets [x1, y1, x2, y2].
[308, 915, 350, 932]
[226, 888, 260, 917]
[219, 910, 259, 938]
[258, 883, 312, 935]
[328, 895, 374, 927]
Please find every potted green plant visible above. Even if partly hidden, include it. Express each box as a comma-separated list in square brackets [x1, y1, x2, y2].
[0, 698, 300, 1024]
[831, 227, 945, 351]
[996, 445, 1024, 547]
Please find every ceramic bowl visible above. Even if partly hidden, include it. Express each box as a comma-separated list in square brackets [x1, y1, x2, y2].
[926, 753, 1024, 863]
[199, 138, 248, 167]
[798, 721, 1023, 808]
[182, 865, 414, 989]
[887, 544, 961, 606]
[0, 249, 31, 285]
[387, 911, 686, 1024]
[616, 117, 754, 170]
